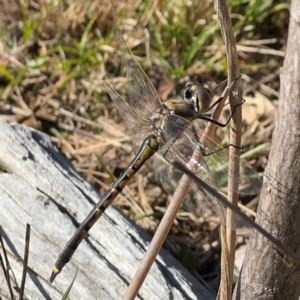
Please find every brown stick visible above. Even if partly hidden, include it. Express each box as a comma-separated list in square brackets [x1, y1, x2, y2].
[0, 233, 15, 299]
[19, 224, 31, 300]
[214, 0, 242, 299]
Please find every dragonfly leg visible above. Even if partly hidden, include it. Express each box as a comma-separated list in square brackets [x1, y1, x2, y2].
[198, 99, 245, 127]
[190, 124, 242, 157]
[207, 75, 242, 109]
[201, 143, 243, 157]
[196, 76, 245, 127]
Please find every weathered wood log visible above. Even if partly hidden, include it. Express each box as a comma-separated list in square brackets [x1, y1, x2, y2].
[0, 121, 214, 299]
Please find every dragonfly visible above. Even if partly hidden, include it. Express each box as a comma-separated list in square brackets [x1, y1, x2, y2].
[50, 33, 262, 283]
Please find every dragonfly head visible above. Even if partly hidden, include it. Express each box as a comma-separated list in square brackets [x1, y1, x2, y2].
[183, 82, 212, 114]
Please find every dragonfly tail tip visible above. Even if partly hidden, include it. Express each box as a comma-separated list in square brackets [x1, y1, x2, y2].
[49, 267, 60, 283]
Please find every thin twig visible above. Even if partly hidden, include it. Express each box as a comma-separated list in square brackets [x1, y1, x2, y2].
[19, 224, 31, 300]
[242, 73, 280, 98]
[0, 234, 15, 299]
[123, 160, 195, 300]
[237, 45, 285, 57]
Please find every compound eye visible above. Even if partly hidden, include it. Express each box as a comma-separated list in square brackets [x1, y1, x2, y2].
[184, 83, 193, 101]
[197, 84, 212, 113]
[183, 82, 212, 113]
[183, 83, 198, 112]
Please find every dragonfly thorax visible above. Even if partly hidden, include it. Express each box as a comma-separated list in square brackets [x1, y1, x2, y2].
[149, 102, 189, 144]
[149, 106, 171, 141]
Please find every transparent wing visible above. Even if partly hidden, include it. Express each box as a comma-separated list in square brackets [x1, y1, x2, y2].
[116, 32, 161, 115]
[157, 117, 262, 227]
[197, 127, 263, 196]
[155, 151, 225, 224]
[104, 82, 152, 153]
[156, 121, 226, 224]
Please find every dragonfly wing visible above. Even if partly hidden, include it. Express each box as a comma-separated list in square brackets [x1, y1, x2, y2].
[199, 131, 263, 196]
[155, 119, 227, 224]
[156, 153, 226, 223]
[116, 33, 161, 115]
[104, 82, 152, 152]
[160, 118, 261, 228]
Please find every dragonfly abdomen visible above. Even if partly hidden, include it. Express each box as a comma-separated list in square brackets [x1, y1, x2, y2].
[50, 135, 159, 282]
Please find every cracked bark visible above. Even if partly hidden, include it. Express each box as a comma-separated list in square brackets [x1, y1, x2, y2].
[232, 1, 300, 299]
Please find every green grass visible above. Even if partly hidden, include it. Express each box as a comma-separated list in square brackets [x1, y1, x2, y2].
[0, 0, 289, 102]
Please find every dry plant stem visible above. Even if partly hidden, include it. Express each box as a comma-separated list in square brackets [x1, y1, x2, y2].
[0, 234, 14, 299]
[122, 173, 193, 300]
[214, 0, 242, 298]
[20, 224, 30, 300]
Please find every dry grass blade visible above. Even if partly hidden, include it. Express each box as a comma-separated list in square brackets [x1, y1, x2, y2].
[19, 224, 31, 300]
[236, 45, 285, 57]
[0, 233, 15, 299]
